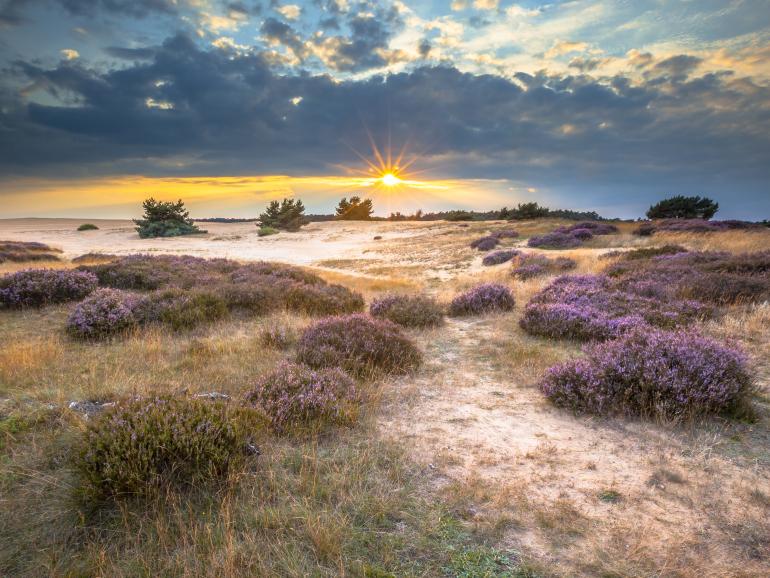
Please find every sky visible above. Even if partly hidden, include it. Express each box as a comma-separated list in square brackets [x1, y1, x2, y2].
[0, 0, 769, 219]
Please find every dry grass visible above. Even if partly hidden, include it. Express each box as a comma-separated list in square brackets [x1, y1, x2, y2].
[1, 221, 769, 576]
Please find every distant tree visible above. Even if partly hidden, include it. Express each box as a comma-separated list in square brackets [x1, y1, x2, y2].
[646, 195, 719, 220]
[498, 206, 512, 220]
[444, 210, 475, 221]
[336, 196, 374, 220]
[508, 202, 551, 220]
[77, 223, 99, 231]
[134, 198, 204, 238]
[259, 198, 308, 231]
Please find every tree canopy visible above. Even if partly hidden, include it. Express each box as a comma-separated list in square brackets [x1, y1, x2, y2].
[259, 198, 308, 231]
[134, 198, 204, 238]
[646, 195, 719, 220]
[336, 196, 374, 220]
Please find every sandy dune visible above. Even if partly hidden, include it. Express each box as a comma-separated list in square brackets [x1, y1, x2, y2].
[0, 218, 437, 265]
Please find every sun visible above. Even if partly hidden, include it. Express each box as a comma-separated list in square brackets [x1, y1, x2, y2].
[380, 172, 402, 187]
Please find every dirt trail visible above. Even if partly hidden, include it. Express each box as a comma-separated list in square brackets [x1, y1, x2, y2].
[379, 315, 770, 575]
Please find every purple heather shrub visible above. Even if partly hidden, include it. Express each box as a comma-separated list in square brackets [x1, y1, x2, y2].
[527, 231, 582, 249]
[245, 362, 358, 432]
[511, 254, 576, 280]
[470, 236, 500, 251]
[491, 229, 519, 239]
[569, 228, 594, 241]
[520, 274, 710, 341]
[369, 294, 445, 328]
[285, 282, 365, 315]
[77, 396, 246, 498]
[296, 314, 422, 376]
[449, 283, 515, 316]
[0, 268, 97, 308]
[482, 249, 520, 266]
[541, 328, 753, 419]
[231, 261, 326, 286]
[634, 219, 763, 236]
[66, 289, 145, 339]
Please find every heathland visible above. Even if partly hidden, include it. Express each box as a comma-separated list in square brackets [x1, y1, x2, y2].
[1, 217, 769, 577]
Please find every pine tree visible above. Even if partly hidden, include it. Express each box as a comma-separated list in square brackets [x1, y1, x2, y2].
[335, 196, 374, 220]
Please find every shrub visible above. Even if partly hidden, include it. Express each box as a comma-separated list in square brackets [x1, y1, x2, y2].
[634, 223, 656, 236]
[134, 198, 205, 238]
[541, 329, 752, 419]
[470, 236, 500, 251]
[622, 245, 688, 260]
[520, 275, 709, 341]
[219, 280, 282, 315]
[257, 226, 279, 237]
[66, 289, 144, 339]
[633, 219, 762, 236]
[569, 228, 593, 241]
[285, 283, 365, 316]
[77, 223, 99, 231]
[449, 283, 515, 316]
[482, 249, 520, 266]
[646, 195, 719, 220]
[560, 221, 619, 235]
[296, 314, 422, 376]
[0, 240, 61, 263]
[245, 362, 358, 432]
[0, 269, 97, 308]
[259, 324, 298, 350]
[511, 254, 576, 280]
[527, 231, 582, 249]
[77, 396, 246, 498]
[369, 294, 445, 328]
[71, 253, 118, 264]
[135, 289, 229, 330]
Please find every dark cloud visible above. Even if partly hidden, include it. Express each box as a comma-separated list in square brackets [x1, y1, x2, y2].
[0, 33, 769, 216]
[105, 46, 157, 60]
[652, 54, 703, 81]
[418, 39, 431, 58]
[0, 0, 176, 26]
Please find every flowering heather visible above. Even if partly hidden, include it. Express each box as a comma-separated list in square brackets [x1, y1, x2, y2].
[0, 240, 61, 263]
[296, 314, 422, 377]
[449, 283, 515, 316]
[0, 268, 97, 308]
[369, 294, 445, 328]
[67, 289, 144, 339]
[634, 219, 763, 236]
[541, 328, 753, 419]
[245, 362, 358, 432]
[520, 275, 709, 341]
[559, 221, 619, 235]
[527, 231, 582, 249]
[470, 236, 500, 251]
[606, 250, 770, 305]
[482, 249, 520, 266]
[568, 228, 593, 241]
[510, 253, 576, 280]
[77, 396, 246, 498]
[621, 245, 688, 261]
[285, 282, 365, 315]
[491, 229, 519, 239]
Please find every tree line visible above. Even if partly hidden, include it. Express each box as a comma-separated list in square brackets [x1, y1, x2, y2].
[133, 194, 732, 238]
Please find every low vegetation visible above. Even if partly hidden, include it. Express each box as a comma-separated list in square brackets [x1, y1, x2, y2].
[0, 240, 61, 263]
[482, 249, 520, 266]
[449, 283, 515, 316]
[77, 223, 99, 231]
[511, 253, 576, 279]
[0, 268, 97, 308]
[541, 328, 753, 419]
[369, 294, 445, 328]
[470, 235, 500, 251]
[646, 194, 719, 220]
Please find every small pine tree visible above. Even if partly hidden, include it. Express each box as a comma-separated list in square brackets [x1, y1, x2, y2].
[646, 195, 719, 220]
[259, 198, 308, 231]
[134, 198, 204, 238]
[335, 196, 374, 220]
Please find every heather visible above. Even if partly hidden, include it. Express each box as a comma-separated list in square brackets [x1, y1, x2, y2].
[556, 221, 619, 235]
[449, 283, 515, 316]
[0, 240, 61, 263]
[541, 329, 753, 419]
[134, 289, 229, 331]
[481, 249, 520, 266]
[510, 253, 576, 280]
[469, 236, 500, 251]
[369, 294, 445, 328]
[245, 362, 358, 432]
[0, 268, 97, 308]
[634, 219, 763, 236]
[606, 250, 770, 305]
[527, 231, 583, 249]
[491, 229, 519, 239]
[66, 289, 144, 339]
[76, 396, 246, 498]
[296, 314, 422, 376]
[520, 274, 709, 341]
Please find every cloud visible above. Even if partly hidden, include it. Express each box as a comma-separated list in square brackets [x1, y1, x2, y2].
[60, 48, 79, 60]
[545, 40, 590, 59]
[473, 0, 498, 10]
[275, 4, 300, 20]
